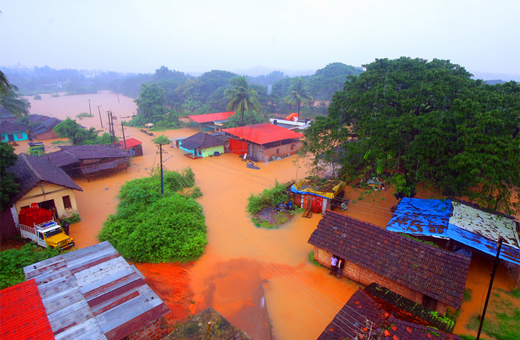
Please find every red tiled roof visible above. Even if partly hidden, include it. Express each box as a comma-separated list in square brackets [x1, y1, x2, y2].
[187, 111, 234, 124]
[308, 211, 470, 309]
[0, 279, 54, 340]
[223, 123, 304, 145]
[317, 289, 462, 340]
[113, 138, 142, 149]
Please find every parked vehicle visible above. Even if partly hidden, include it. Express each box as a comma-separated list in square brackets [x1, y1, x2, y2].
[19, 205, 74, 249]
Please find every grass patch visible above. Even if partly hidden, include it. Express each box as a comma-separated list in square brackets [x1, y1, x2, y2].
[76, 112, 94, 119]
[308, 251, 323, 267]
[512, 289, 520, 299]
[60, 213, 81, 225]
[51, 140, 68, 145]
[463, 288, 473, 302]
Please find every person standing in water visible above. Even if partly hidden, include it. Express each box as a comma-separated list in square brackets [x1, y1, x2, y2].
[330, 255, 338, 275]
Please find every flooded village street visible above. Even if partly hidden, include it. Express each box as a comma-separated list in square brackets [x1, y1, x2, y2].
[12, 92, 520, 339]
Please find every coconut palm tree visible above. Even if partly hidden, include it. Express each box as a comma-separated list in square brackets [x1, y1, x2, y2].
[225, 76, 261, 126]
[284, 77, 313, 115]
[0, 90, 30, 117]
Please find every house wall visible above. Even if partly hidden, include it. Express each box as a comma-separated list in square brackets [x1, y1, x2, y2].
[35, 130, 59, 140]
[128, 318, 168, 340]
[14, 182, 79, 219]
[201, 145, 224, 158]
[2, 130, 28, 142]
[314, 246, 450, 315]
[262, 141, 302, 162]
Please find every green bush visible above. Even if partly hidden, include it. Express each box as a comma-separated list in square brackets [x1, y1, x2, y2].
[247, 181, 289, 214]
[99, 167, 206, 262]
[33, 94, 42, 100]
[61, 213, 81, 225]
[0, 244, 61, 289]
[76, 112, 94, 119]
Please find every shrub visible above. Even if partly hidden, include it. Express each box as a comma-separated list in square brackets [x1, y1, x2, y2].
[247, 181, 289, 214]
[99, 167, 206, 262]
[76, 112, 94, 119]
[33, 94, 42, 100]
[61, 213, 81, 225]
[0, 244, 61, 289]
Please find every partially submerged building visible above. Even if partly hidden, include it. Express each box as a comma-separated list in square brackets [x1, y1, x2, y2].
[178, 131, 226, 159]
[223, 123, 303, 162]
[31, 117, 62, 140]
[308, 211, 471, 315]
[44, 145, 131, 180]
[113, 138, 144, 156]
[290, 177, 346, 214]
[179, 111, 235, 131]
[0, 241, 170, 340]
[386, 198, 520, 265]
[1, 153, 82, 240]
[0, 119, 29, 143]
[317, 283, 461, 340]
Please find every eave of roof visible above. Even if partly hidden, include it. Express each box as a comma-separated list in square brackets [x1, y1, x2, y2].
[187, 111, 235, 124]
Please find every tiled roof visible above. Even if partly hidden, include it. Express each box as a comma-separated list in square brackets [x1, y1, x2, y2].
[113, 138, 142, 149]
[7, 153, 83, 205]
[223, 123, 304, 145]
[58, 145, 131, 159]
[317, 289, 461, 340]
[308, 211, 470, 309]
[181, 131, 225, 150]
[187, 111, 234, 124]
[0, 119, 28, 134]
[0, 279, 54, 340]
[32, 118, 62, 135]
[23, 241, 170, 340]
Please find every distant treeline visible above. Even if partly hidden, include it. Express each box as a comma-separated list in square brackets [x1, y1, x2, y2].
[2, 63, 364, 117]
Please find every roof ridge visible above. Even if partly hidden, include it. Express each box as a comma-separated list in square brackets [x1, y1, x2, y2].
[21, 153, 43, 181]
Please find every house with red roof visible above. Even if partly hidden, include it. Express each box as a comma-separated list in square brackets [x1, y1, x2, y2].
[179, 111, 235, 131]
[308, 211, 471, 315]
[223, 123, 303, 162]
[0, 241, 171, 340]
[113, 138, 143, 156]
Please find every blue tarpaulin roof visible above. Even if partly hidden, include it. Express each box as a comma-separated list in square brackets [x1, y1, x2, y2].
[386, 198, 520, 265]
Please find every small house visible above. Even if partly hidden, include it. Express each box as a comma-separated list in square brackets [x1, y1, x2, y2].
[179, 111, 235, 131]
[223, 123, 303, 162]
[290, 177, 346, 214]
[0, 119, 29, 143]
[1, 153, 83, 240]
[44, 145, 131, 180]
[31, 117, 62, 140]
[318, 283, 461, 340]
[0, 241, 170, 340]
[308, 211, 471, 315]
[113, 138, 143, 156]
[178, 131, 226, 159]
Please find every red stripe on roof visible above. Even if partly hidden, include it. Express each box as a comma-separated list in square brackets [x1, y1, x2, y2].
[0, 279, 54, 340]
[187, 111, 234, 123]
[113, 138, 142, 149]
[223, 123, 304, 145]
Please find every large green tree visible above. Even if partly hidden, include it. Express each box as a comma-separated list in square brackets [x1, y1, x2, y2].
[284, 77, 313, 115]
[303, 57, 520, 214]
[0, 142, 19, 210]
[134, 83, 167, 123]
[54, 118, 100, 145]
[225, 76, 261, 126]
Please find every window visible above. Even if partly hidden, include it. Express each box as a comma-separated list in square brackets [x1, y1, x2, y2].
[276, 148, 280, 155]
[16, 132, 24, 139]
[62, 195, 72, 209]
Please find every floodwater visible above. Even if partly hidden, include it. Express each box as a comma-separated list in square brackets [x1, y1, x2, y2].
[12, 92, 520, 340]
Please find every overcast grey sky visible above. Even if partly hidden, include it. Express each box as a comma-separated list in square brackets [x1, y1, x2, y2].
[1, 0, 519, 77]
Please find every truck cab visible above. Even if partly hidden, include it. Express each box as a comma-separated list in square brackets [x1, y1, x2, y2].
[19, 206, 75, 250]
[36, 222, 74, 249]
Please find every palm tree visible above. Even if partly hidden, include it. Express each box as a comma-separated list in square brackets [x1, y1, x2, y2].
[0, 70, 14, 95]
[225, 76, 260, 126]
[284, 77, 313, 115]
[0, 90, 30, 117]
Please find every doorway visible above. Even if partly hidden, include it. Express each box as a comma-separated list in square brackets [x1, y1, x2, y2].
[39, 199, 58, 218]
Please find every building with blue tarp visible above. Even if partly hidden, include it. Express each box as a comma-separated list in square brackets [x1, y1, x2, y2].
[386, 198, 520, 265]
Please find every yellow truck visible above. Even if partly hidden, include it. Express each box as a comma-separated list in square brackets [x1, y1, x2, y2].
[19, 206, 74, 250]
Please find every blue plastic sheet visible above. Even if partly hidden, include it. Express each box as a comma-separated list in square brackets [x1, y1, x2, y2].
[386, 198, 452, 237]
[290, 185, 331, 200]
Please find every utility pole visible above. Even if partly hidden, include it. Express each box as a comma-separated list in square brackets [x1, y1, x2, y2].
[88, 99, 92, 116]
[117, 93, 120, 103]
[121, 121, 127, 150]
[477, 237, 504, 340]
[159, 143, 164, 196]
[97, 106, 103, 128]
[107, 110, 117, 143]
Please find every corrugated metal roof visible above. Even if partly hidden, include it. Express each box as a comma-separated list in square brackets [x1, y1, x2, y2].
[0, 279, 55, 340]
[186, 111, 234, 124]
[23, 241, 170, 340]
[223, 123, 304, 145]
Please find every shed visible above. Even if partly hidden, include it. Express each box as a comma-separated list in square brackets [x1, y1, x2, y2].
[22, 241, 170, 340]
[0, 119, 29, 142]
[44, 145, 131, 180]
[113, 138, 143, 156]
[308, 211, 471, 315]
[1, 153, 83, 240]
[223, 123, 303, 162]
[317, 284, 461, 340]
[178, 131, 225, 159]
[179, 111, 235, 131]
[290, 177, 346, 213]
[386, 198, 520, 265]
[32, 117, 62, 140]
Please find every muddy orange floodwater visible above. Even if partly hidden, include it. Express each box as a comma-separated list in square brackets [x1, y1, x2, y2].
[12, 92, 519, 340]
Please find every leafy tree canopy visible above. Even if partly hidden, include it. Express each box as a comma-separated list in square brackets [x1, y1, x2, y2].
[54, 117, 106, 145]
[223, 110, 267, 128]
[153, 135, 170, 145]
[284, 77, 313, 114]
[134, 83, 167, 124]
[0, 142, 19, 210]
[308, 62, 363, 101]
[303, 57, 520, 214]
